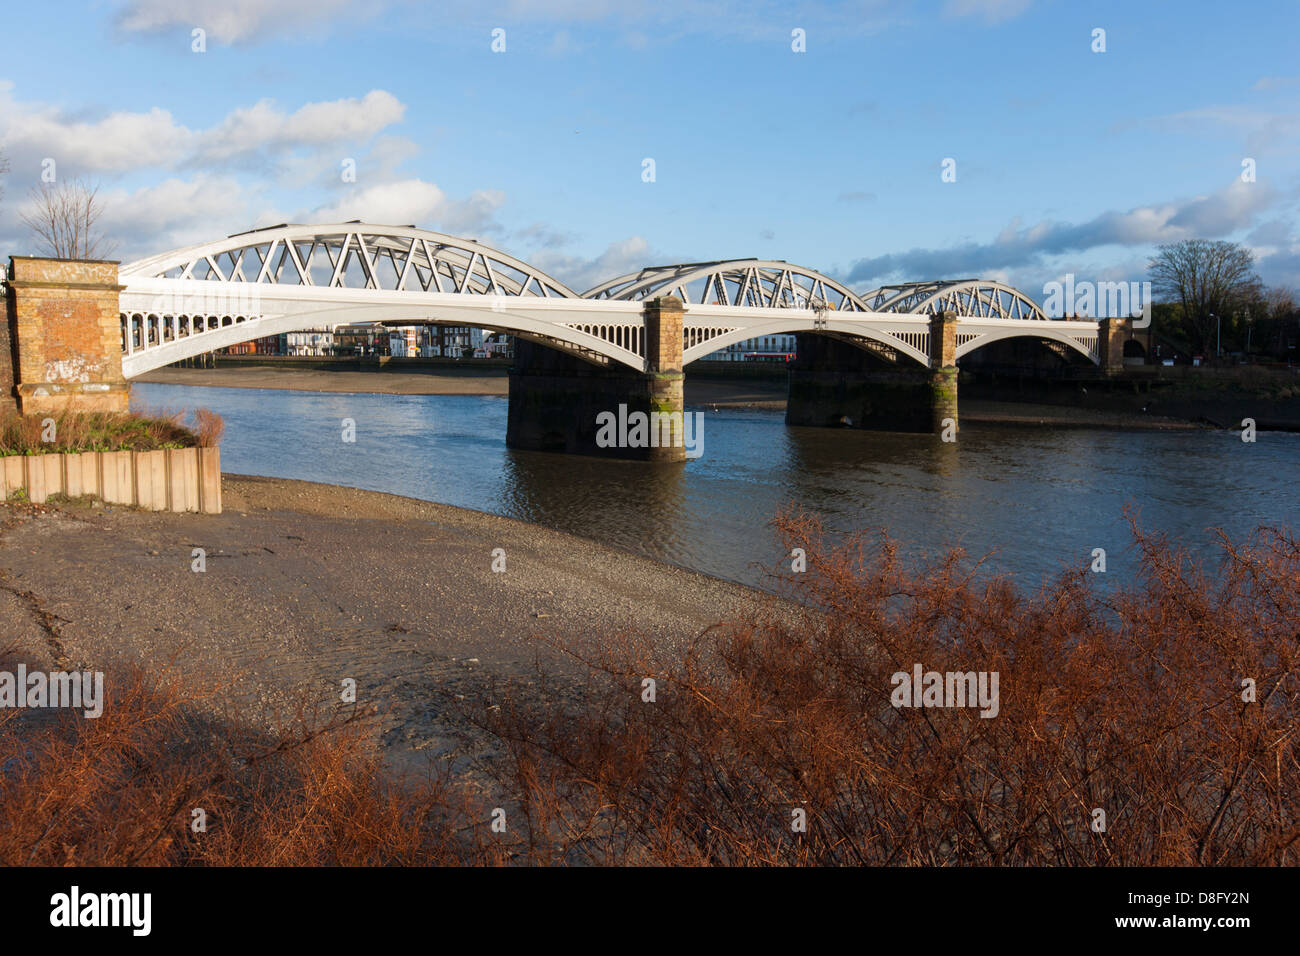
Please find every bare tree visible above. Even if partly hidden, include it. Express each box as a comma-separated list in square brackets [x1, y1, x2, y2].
[1148, 239, 1260, 354]
[1264, 285, 1297, 320]
[20, 178, 117, 260]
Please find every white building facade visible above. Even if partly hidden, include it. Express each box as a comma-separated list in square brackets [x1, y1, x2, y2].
[702, 334, 798, 361]
[285, 329, 335, 355]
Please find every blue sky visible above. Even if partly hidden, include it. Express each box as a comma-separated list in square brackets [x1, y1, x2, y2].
[1, 0, 1297, 300]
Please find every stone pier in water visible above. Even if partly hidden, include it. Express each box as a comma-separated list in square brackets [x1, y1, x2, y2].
[786, 311, 959, 434]
[507, 296, 688, 461]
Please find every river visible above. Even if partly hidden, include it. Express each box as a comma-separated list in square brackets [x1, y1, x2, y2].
[134, 383, 1298, 589]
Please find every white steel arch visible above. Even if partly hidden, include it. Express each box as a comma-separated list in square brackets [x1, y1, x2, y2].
[585, 259, 870, 313]
[861, 279, 1048, 321]
[678, 305, 934, 366]
[116, 225, 1102, 377]
[119, 287, 648, 376]
[953, 320, 1100, 363]
[118, 223, 655, 375]
[122, 222, 580, 297]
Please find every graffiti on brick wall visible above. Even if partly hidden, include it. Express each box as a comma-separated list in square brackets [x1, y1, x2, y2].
[45, 357, 103, 383]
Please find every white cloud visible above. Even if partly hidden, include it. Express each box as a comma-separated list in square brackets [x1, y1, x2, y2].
[193, 90, 405, 164]
[305, 179, 507, 236]
[1146, 105, 1300, 153]
[528, 235, 655, 293]
[108, 174, 254, 224]
[438, 189, 508, 235]
[0, 81, 189, 175]
[0, 170, 518, 264]
[942, 0, 1033, 23]
[308, 178, 446, 224]
[1256, 243, 1300, 288]
[0, 173, 269, 262]
[1252, 75, 1300, 91]
[116, 0, 365, 44]
[0, 81, 407, 180]
[100, 175, 267, 258]
[514, 221, 579, 248]
[846, 179, 1281, 287]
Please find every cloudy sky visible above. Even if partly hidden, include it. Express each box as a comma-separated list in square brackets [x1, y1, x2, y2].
[1, 0, 1297, 299]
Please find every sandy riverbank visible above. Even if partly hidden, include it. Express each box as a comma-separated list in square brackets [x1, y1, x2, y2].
[139, 364, 511, 396]
[137, 364, 1201, 427]
[138, 364, 789, 410]
[0, 475, 777, 773]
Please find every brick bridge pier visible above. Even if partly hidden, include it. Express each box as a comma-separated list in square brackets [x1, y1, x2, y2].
[507, 296, 688, 462]
[3, 257, 130, 416]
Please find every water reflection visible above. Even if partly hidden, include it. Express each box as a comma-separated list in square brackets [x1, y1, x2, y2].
[500, 447, 691, 560]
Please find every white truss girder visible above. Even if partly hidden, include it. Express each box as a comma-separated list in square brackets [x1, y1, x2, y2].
[122, 223, 578, 298]
[117, 225, 1101, 377]
[861, 279, 1048, 321]
[583, 259, 870, 313]
[120, 280, 646, 377]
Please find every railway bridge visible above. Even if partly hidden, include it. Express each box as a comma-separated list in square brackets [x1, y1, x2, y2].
[4, 223, 1126, 460]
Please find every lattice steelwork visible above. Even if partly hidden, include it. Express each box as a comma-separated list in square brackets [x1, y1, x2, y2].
[122, 222, 578, 297]
[117, 223, 1101, 376]
[584, 260, 870, 312]
[861, 279, 1048, 321]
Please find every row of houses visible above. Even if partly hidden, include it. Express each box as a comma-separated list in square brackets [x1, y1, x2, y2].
[220, 325, 512, 359]
[705, 334, 798, 361]
[219, 324, 1266, 367]
[220, 324, 794, 362]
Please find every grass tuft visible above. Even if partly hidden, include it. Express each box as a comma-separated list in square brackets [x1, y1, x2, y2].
[0, 407, 224, 456]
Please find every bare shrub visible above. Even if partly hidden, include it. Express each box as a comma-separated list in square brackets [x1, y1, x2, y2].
[2, 513, 1295, 866]
[192, 408, 225, 448]
[474, 511, 1300, 866]
[0, 656, 502, 866]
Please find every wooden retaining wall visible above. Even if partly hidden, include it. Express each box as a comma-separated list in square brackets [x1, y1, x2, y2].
[0, 447, 221, 513]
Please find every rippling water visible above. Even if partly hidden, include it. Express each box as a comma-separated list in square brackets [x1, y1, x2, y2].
[134, 383, 1299, 588]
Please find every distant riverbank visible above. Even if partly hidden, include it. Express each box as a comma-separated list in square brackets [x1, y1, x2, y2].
[137, 365, 788, 410]
[137, 364, 1201, 428]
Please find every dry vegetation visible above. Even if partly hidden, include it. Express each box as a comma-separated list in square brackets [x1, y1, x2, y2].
[0, 407, 223, 456]
[0, 659, 503, 866]
[478, 512, 1300, 865]
[1, 512, 1296, 866]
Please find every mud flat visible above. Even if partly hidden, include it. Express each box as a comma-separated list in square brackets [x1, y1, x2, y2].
[137, 365, 1200, 424]
[137, 364, 511, 396]
[0, 475, 777, 774]
[138, 364, 789, 409]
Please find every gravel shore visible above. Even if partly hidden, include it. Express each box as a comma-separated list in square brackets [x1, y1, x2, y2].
[0, 475, 776, 773]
